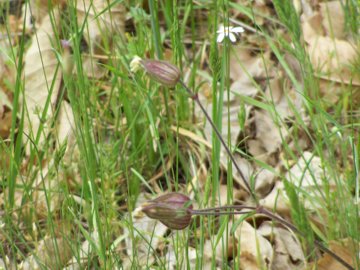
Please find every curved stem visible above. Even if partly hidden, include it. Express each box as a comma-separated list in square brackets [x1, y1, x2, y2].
[177, 79, 353, 270]
[258, 207, 354, 270]
[189, 204, 354, 270]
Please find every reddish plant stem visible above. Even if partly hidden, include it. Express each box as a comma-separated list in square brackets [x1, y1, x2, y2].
[178, 79, 354, 270]
[191, 205, 256, 216]
[190, 204, 354, 270]
[192, 205, 256, 213]
[258, 207, 354, 270]
[191, 210, 252, 216]
[179, 80, 257, 202]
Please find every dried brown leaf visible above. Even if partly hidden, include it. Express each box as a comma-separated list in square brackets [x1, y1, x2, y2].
[234, 220, 274, 270]
[254, 110, 287, 154]
[260, 181, 290, 214]
[0, 90, 11, 119]
[319, 1, 345, 39]
[0, 109, 12, 139]
[247, 139, 268, 163]
[27, 0, 64, 26]
[21, 237, 72, 270]
[318, 78, 360, 104]
[76, 0, 125, 78]
[258, 221, 306, 270]
[122, 194, 168, 268]
[313, 238, 359, 270]
[254, 169, 276, 197]
[230, 49, 273, 98]
[166, 241, 218, 270]
[302, 13, 360, 86]
[286, 151, 336, 210]
[265, 78, 303, 119]
[15, 163, 62, 219]
[221, 154, 253, 193]
[295, 0, 315, 17]
[65, 231, 100, 269]
[56, 101, 77, 161]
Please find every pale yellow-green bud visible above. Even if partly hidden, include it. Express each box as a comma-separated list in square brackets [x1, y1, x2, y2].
[130, 57, 181, 87]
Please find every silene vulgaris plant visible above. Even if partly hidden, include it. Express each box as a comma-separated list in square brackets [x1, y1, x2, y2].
[130, 57, 355, 270]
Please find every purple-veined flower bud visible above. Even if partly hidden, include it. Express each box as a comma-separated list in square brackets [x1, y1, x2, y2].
[140, 59, 180, 88]
[141, 192, 193, 230]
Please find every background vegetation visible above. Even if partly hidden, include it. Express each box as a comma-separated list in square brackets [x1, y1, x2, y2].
[0, 0, 359, 269]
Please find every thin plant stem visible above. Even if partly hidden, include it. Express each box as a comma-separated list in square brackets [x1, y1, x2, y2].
[191, 210, 253, 216]
[191, 205, 256, 214]
[258, 207, 354, 270]
[176, 74, 352, 270]
[178, 79, 257, 202]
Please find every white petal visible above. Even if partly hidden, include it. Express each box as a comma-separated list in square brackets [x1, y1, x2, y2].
[229, 33, 236, 42]
[232, 26, 245, 33]
[217, 33, 225, 43]
[217, 24, 225, 33]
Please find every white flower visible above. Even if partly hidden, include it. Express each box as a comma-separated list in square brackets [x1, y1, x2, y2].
[130, 55, 143, 73]
[216, 25, 245, 43]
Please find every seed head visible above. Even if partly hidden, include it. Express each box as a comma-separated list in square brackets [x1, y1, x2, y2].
[141, 192, 193, 230]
